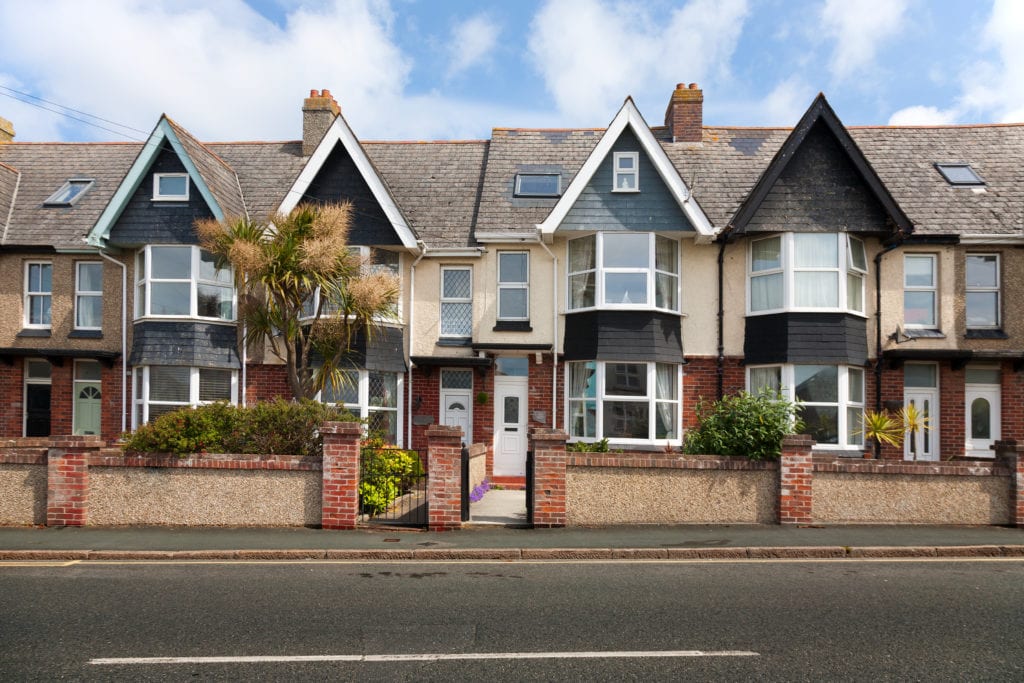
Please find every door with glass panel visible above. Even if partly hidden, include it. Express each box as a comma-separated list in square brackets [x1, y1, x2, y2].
[73, 360, 102, 436]
[965, 366, 1000, 458]
[904, 363, 938, 461]
[493, 358, 529, 477]
[440, 369, 472, 445]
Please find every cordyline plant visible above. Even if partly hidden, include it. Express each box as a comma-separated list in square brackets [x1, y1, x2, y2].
[195, 203, 399, 400]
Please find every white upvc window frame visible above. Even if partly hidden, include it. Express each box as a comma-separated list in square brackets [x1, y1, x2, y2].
[747, 363, 865, 450]
[965, 253, 1000, 329]
[565, 360, 681, 446]
[132, 365, 238, 428]
[903, 253, 938, 329]
[318, 368, 405, 447]
[612, 152, 639, 192]
[497, 250, 530, 321]
[747, 233, 867, 316]
[566, 233, 681, 313]
[440, 266, 473, 339]
[24, 261, 53, 329]
[134, 245, 235, 321]
[74, 261, 103, 331]
[152, 173, 190, 201]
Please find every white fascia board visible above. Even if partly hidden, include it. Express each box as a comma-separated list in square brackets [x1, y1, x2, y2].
[422, 247, 486, 258]
[474, 231, 540, 243]
[278, 116, 418, 250]
[957, 233, 1024, 245]
[537, 98, 716, 239]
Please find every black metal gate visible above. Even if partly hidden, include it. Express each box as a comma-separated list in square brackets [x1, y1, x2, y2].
[460, 446, 470, 522]
[525, 449, 535, 526]
[359, 447, 428, 527]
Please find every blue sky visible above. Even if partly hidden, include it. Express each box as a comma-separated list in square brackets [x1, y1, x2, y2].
[1, 0, 1021, 143]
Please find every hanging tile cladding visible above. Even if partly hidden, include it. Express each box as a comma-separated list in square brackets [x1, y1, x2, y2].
[107, 149, 214, 246]
[164, 118, 245, 219]
[743, 313, 867, 366]
[559, 129, 694, 232]
[129, 321, 240, 369]
[745, 121, 890, 234]
[307, 325, 407, 373]
[563, 311, 683, 363]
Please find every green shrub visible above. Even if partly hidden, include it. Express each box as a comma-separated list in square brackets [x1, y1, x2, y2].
[567, 438, 612, 453]
[122, 399, 354, 457]
[359, 438, 425, 515]
[683, 391, 801, 460]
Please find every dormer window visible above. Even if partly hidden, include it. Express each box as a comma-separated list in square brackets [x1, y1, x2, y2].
[514, 173, 561, 197]
[935, 163, 984, 186]
[44, 178, 93, 206]
[612, 152, 639, 192]
[153, 173, 189, 201]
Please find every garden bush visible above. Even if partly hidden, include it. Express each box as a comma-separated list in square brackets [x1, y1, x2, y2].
[359, 436, 424, 515]
[122, 399, 354, 457]
[683, 391, 801, 460]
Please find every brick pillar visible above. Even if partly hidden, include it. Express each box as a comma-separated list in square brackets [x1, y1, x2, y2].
[321, 421, 363, 530]
[426, 425, 463, 531]
[778, 434, 815, 525]
[529, 427, 568, 528]
[994, 440, 1024, 527]
[46, 436, 102, 527]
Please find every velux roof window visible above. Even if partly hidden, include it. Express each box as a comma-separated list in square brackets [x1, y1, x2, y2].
[514, 173, 561, 197]
[935, 163, 984, 186]
[44, 178, 93, 206]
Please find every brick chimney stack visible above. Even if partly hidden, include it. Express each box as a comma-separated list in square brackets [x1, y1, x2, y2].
[302, 89, 340, 156]
[0, 116, 14, 143]
[664, 83, 703, 143]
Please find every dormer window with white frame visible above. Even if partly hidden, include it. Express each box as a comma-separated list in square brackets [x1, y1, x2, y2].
[153, 173, 189, 201]
[612, 152, 639, 192]
[748, 233, 867, 315]
[568, 233, 679, 312]
[134, 245, 234, 321]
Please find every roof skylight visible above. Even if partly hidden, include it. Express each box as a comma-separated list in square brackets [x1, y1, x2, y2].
[935, 163, 984, 186]
[514, 173, 561, 197]
[44, 178, 94, 206]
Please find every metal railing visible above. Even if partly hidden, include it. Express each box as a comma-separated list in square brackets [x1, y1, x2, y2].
[358, 447, 428, 527]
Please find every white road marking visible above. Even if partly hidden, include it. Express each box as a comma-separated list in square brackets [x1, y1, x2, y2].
[90, 650, 759, 665]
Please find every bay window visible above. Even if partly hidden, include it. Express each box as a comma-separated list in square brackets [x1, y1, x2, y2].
[135, 246, 234, 320]
[133, 365, 236, 427]
[567, 361, 680, 443]
[321, 369, 402, 445]
[748, 233, 866, 314]
[567, 233, 679, 311]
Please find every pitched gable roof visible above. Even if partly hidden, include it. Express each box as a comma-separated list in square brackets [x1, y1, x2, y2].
[86, 116, 244, 247]
[537, 98, 714, 241]
[728, 94, 912, 237]
[279, 114, 418, 249]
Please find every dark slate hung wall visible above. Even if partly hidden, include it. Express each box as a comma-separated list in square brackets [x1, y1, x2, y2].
[744, 120, 891, 235]
[304, 145, 402, 246]
[559, 128, 695, 233]
[129, 321, 240, 369]
[106, 148, 215, 247]
[563, 311, 683, 364]
[743, 313, 868, 366]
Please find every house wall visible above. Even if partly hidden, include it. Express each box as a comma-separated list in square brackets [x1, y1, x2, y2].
[879, 245, 958, 350]
[473, 242, 555, 344]
[0, 462, 46, 525]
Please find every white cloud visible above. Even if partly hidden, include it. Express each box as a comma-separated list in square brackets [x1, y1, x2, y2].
[958, 0, 1024, 122]
[887, 105, 959, 126]
[527, 0, 748, 124]
[820, 0, 909, 80]
[758, 78, 816, 126]
[446, 15, 501, 79]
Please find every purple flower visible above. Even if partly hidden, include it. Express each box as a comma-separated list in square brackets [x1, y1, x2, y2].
[469, 479, 491, 503]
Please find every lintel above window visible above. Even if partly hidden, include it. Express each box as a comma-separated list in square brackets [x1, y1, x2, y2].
[514, 173, 561, 197]
[44, 178, 94, 206]
[935, 163, 984, 186]
[153, 173, 190, 201]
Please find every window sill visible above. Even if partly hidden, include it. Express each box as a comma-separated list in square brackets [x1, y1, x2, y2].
[69, 330, 103, 339]
[493, 321, 532, 332]
[437, 338, 472, 347]
[965, 329, 1008, 340]
[17, 328, 51, 338]
[610, 188, 640, 193]
[903, 328, 945, 339]
[151, 197, 189, 203]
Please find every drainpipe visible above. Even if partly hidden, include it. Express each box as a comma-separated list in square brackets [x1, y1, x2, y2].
[716, 238, 727, 400]
[406, 241, 427, 447]
[99, 250, 127, 434]
[536, 236, 558, 428]
[873, 238, 902, 457]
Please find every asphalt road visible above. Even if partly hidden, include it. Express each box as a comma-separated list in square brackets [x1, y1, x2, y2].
[2, 558, 1023, 680]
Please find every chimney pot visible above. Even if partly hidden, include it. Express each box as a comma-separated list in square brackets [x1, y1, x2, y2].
[310, 89, 319, 97]
[689, 82, 698, 90]
[322, 89, 332, 98]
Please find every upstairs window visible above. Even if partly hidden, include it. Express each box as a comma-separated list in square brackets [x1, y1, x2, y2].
[497, 251, 529, 321]
[301, 247, 401, 320]
[935, 163, 984, 186]
[44, 178, 93, 206]
[567, 233, 679, 312]
[440, 266, 472, 339]
[153, 173, 189, 201]
[75, 262, 103, 330]
[24, 262, 52, 328]
[966, 254, 1000, 329]
[514, 174, 561, 197]
[612, 152, 639, 191]
[135, 246, 234, 321]
[904, 254, 937, 328]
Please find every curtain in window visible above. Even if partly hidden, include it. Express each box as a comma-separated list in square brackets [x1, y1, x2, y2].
[655, 363, 676, 439]
[751, 273, 783, 311]
[749, 366, 781, 394]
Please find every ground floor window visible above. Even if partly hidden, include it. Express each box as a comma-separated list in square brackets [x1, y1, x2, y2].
[748, 364, 864, 449]
[321, 369, 403, 445]
[133, 365, 237, 427]
[566, 361, 680, 444]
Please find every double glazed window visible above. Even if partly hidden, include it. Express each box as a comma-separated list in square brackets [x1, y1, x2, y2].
[135, 246, 234, 320]
[613, 152, 639, 191]
[321, 369, 401, 445]
[153, 173, 189, 201]
[903, 254, 937, 328]
[440, 267, 472, 339]
[24, 262, 53, 328]
[749, 234, 866, 314]
[133, 365, 236, 426]
[567, 233, 679, 311]
[567, 361, 680, 443]
[75, 262, 103, 330]
[748, 364, 864, 448]
[497, 252, 529, 321]
[966, 254, 1000, 329]
[301, 247, 401, 319]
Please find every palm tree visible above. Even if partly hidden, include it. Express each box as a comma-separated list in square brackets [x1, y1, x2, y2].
[195, 203, 400, 400]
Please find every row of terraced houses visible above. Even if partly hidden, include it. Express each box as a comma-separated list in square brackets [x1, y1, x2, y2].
[1, 83, 1022, 480]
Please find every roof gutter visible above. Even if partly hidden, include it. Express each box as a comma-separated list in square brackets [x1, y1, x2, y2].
[957, 233, 1024, 245]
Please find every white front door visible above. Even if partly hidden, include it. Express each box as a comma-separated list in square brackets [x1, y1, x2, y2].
[440, 390, 471, 445]
[493, 377, 528, 476]
[904, 390, 938, 461]
[965, 386, 1000, 458]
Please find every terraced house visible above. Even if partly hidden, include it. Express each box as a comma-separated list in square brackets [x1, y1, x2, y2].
[1, 83, 1022, 475]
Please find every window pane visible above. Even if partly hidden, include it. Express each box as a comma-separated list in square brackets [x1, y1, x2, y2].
[846, 272, 864, 312]
[604, 363, 646, 397]
[655, 236, 678, 274]
[199, 369, 232, 402]
[151, 246, 191, 279]
[76, 296, 102, 328]
[904, 364, 936, 388]
[368, 410, 398, 444]
[655, 402, 677, 440]
[750, 366, 781, 394]
[655, 273, 677, 310]
[158, 175, 187, 196]
[751, 273, 783, 311]
[323, 370, 358, 405]
[499, 288, 528, 319]
[569, 272, 595, 308]
[442, 269, 471, 298]
[966, 367, 1000, 384]
[616, 155, 635, 169]
[198, 284, 233, 319]
[28, 263, 51, 292]
[751, 237, 781, 272]
[441, 369, 472, 389]
[27, 360, 51, 380]
[568, 235, 595, 273]
[848, 368, 864, 403]
[794, 234, 837, 268]
[370, 249, 400, 276]
[655, 364, 676, 400]
[504, 396, 520, 424]
[570, 400, 596, 438]
[149, 366, 190, 402]
[75, 361, 102, 381]
[516, 174, 560, 196]
[369, 372, 397, 408]
[794, 272, 838, 307]
[78, 263, 103, 291]
[30, 296, 51, 325]
[498, 253, 528, 283]
[603, 401, 649, 439]
[603, 233, 649, 268]
[847, 407, 864, 445]
[605, 272, 647, 305]
[801, 405, 838, 444]
[795, 365, 837, 403]
[151, 282, 191, 315]
[966, 255, 997, 287]
[904, 291, 935, 326]
[966, 292, 997, 327]
[848, 237, 867, 271]
[904, 256, 934, 286]
[568, 362, 596, 399]
[199, 250, 231, 283]
[148, 403, 182, 420]
[440, 302, 472, 336]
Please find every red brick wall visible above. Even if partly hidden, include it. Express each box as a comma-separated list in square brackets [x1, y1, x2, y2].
[244, 363, 292, 404]
[682, 356, 745, 430]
